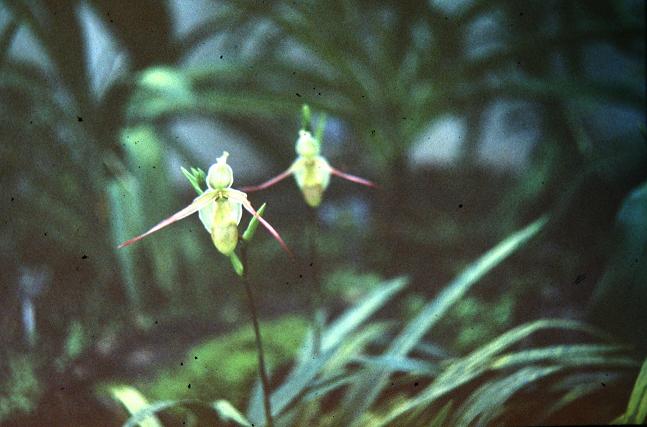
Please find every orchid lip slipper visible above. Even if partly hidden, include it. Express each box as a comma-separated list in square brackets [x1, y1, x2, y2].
[118, 151, 291, 257]
[241, 129, 377, 207]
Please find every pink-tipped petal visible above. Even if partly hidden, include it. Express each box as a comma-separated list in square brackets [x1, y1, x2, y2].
[241, 168, 293, 192]
[228, 191, 293, 258]
[245, 202, 294, 258]
[118, 191, 218, 248]
[330, 167, 378, 188]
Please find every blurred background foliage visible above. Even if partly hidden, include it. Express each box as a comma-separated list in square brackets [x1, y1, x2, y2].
[0, 0, 645, 425]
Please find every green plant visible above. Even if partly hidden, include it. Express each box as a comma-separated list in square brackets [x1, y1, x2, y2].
[118, 214, 642, 426]
[243, 104, 377, 355]
[118, 153, 294, 426]
[1, 1, 644, 424]
[613, 357, 647, 424]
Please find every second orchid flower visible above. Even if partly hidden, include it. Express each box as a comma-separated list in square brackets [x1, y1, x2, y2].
[243, 128, 376, 207]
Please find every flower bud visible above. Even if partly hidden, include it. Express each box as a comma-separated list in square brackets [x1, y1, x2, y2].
[295, 130, 320, 157]
[207, 151, 234, 190]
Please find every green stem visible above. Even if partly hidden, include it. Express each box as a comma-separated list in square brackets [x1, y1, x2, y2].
[307, 207, 323, 356]
[240, 246, 274, 427]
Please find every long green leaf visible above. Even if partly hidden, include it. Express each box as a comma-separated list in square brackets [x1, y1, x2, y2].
[343, 216, 548, 425]
[122, 398, 226, 427]
[322, 276, 408, 352]
[454, 365, 562, 427]
[246, 277, 407, 423]
[110, 385, 163, 427]
[615, 357, 647, 424]
[541, 371, 623, 423]
[376, 319, 606, 426]
[212, 400, 253, 426]
[491, 344, 636, 370]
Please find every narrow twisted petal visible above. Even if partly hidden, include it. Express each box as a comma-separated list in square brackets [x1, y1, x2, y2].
[227, 189, 293, 258]
[241, 167, 294, 193]
[118, 190, 218, 248]
[330, 166, 378, 188]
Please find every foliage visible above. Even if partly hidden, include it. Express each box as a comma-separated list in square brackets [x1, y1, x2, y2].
[613, 357, 647, 424]
[118, 218, 642, 426]
[0, 354, 41, 422]
[0, 0, 645, 424]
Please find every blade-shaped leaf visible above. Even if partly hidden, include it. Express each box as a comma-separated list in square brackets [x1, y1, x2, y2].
[246, 277, 407, 422]
[342, 216, 548, 425]
[377, 318, 608, 426]
[615, 357, 647, 424]
[110, 385, 162, 427]
[212, 400, 253, 426]
[454, 365, 562, 427]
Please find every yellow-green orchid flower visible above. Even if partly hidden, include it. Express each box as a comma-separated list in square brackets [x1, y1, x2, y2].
[118, 151, 290, 256]
[242, 130, 376, 207]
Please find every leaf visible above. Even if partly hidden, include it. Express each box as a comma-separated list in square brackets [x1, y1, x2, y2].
[490, 344, 636, 370]
[110, 385, 163, 427]
[428, 401, 453, 427]
[0, 19, 18, 65]
[376, 319, 608, 426]
[122, 398, 222, 427]
[107, 178, 146, 309]
[314, 112, 327, 142]
[212, 400, 253, 426]
[541, 371, 623, 423]
[454, 366, 562, 427]
[246, 277, 407, 423]
[353, 355, 438, 375]
[242, 202, 266, 242]
[123, 400, 187, 427]
[342, 216, 548, 425]
[321, 276, 408, 352]
[615, 357, 647, 424]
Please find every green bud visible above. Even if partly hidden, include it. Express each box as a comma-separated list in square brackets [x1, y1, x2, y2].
[207, 151, 234, 190]
[295, 130, 320, 157]
[301, 104, 312, 130]
[242, 202, 267, 242]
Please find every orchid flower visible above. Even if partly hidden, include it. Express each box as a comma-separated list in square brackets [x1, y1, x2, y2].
[118, 151, 290, 257]
[242, 129, 376, 207]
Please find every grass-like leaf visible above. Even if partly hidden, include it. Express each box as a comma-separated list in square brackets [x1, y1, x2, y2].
[376, 318, 613, 426]
[454, 365, 563, 427]
[110, 385, 163, 427]
[614, 357, 647, 424]
[246, 277, 407, 423]
[212, 400, 253, 426]
[490, 344, 636, 370]
[341, 216, 548, 425]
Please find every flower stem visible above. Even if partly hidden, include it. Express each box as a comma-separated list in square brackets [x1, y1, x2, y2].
[307, 207, 323, 356]
[240, 246, 274, 427]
